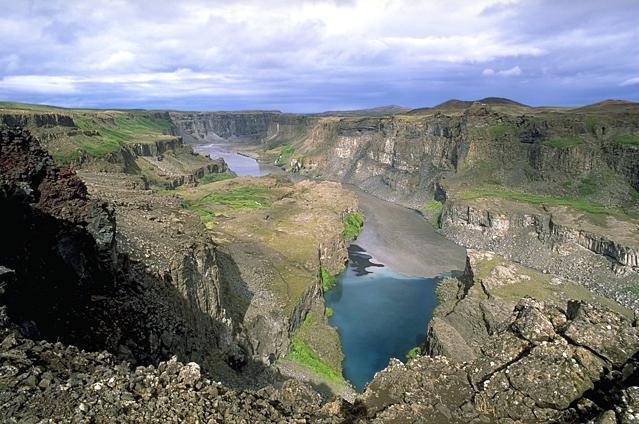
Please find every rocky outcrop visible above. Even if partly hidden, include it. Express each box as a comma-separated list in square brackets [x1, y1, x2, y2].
[128, 137, 182, 156]
[0, 323, 341, 423]
[442, 198, 639, 310]
[211, 178, 356, 366]
[353, 251, 639, 423]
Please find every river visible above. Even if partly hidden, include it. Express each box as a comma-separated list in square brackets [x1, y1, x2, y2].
[195, 143, 467, 392]
[194, 143, 269, 177]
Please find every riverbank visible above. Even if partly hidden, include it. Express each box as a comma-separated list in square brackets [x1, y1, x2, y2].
[349, 185, 466, 277]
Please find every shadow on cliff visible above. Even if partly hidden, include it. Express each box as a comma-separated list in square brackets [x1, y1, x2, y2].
[0, 128, 283, 392]
[0, 192, 289, 391]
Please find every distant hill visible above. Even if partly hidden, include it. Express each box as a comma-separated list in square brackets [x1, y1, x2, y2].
[312, 105, 410, 117]
[571, 99, 639, 114]
[407, 97, 531, 115]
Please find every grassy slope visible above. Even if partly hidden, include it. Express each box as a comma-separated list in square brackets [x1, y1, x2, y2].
[471, 255, 633, 319]
[462, 188, 636, 219]
[56, 112, 174, 162]
[287, 311, 345, 384]
[1, 103, 174, 163]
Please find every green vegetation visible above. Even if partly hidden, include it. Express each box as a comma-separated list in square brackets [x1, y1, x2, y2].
[181, 184, 271, 225]
[51, 112, 174, 163]
[189, 185, 271, 210]
[197, 171, 235, 185]
[578, 175, 598, 196]
[585, 116, 598, 134]
[274, 144, 295, 166]
[287, 311, 344, 383]
[342, 211, 364, 241]
[614, 134, 639, 146]
[462, 189, 622, 215]
[545, 138, 584, 149]
[623, 284, 639, 296]
[406, 346, 421, 361]
[424, 200, 443, 229]
[287, 336, 343, 383]
[320, 266, 337, 292]
[325, 307, 334, 318]
[489, 122, 519, 138]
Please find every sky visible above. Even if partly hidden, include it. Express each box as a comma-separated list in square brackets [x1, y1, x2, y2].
[0, 0, 638, 112]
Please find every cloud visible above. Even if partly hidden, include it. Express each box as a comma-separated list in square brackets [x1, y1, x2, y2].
[497, 65, 522, 76]
[482, 65, 522, 77]
[620, 77, 639, 86]
[0, 0, 637, 111]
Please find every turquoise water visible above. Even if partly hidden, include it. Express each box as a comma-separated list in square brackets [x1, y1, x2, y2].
[324, 245, 440, 391]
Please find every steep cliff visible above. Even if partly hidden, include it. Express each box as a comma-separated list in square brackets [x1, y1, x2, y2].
[441, 196, 639, 310]
[0, 128, 260, 389]
[170, 111, 310, 145]
[290, 102, 639, 209]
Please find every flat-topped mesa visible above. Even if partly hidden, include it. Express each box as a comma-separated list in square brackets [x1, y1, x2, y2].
[0, 108, 230, 189]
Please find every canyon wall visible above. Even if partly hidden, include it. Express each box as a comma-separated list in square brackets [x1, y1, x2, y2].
[0, 128, 258, 387]
[170, 111, 310, 145]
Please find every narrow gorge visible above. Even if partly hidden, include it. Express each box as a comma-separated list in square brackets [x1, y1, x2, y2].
[1, 98, 638, 423]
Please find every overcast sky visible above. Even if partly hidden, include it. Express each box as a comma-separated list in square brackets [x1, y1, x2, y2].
[0, 0, 637, 112]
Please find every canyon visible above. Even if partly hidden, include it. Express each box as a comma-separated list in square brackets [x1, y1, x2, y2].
[1, 98, 638, 423]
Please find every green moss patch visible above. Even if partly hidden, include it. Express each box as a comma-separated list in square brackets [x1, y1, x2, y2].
[287, 311, 344, 384]
[197, 171, 235, 185]
[545, 138, 584, 149]
[320, 266, 337, 292]
[405, 346, 421, 361]
[489, 123, 519, 138]
[181, 184, 272, 225]
[614, 134, 639, 146]
[462, 189, 622, 216]
[424, 200, 443, 229]
[342, 211, 364, 241]
[287, 336, 343, 383]
[274, 144, 295, 166]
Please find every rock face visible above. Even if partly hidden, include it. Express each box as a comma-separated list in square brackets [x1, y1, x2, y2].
[170, 111, 309, 144]
[291, 104, 639, 207]
[0, 111, 75, 128]
[442, 198, 639, 310]
[0, 128, 252, 387]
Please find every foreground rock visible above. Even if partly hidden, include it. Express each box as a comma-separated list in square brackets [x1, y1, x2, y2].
[0, 322, 337, 423]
